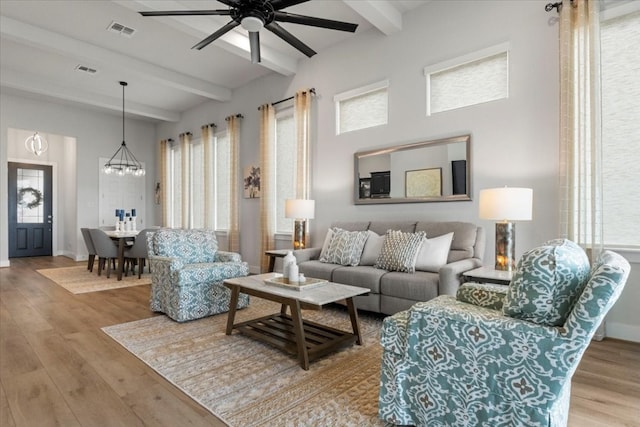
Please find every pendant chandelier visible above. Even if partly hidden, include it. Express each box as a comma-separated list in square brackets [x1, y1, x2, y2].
[25, 132, 48, 156]
[103, 81, 145, 177]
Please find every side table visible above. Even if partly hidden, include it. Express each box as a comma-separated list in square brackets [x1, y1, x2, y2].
[463, 266, 513, 286]
[265, 249, 292, 272]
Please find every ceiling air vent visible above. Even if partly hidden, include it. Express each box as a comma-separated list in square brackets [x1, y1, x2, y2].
[75, 65, 98, 74]
[107, 21, 136, 37]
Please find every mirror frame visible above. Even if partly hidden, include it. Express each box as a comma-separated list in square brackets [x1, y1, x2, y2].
[354, 134, 471, 205]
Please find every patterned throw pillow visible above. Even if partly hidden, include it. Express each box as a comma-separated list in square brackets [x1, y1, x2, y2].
[375, 230, 426, 273]
[319, 228, 369, 266]
[503, 239, 590, 326]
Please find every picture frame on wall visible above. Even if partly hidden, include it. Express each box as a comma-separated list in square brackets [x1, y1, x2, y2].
[243, 165, 261, 198]
[405, 168, 442, 198]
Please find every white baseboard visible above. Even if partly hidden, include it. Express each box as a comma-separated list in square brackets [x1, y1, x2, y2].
[0, 259, 10, 268]
[606, 322, 640, 343]
[249, 265, 262, 275]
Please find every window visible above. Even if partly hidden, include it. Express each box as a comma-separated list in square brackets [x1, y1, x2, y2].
[165, 132, 230, 230]
[424, 43, 509, 115]
[334, 80, 389, 134]
[275, 108, 296, 233]
[601, 8, 640, 247]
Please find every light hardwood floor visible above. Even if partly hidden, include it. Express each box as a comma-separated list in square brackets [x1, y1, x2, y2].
[1, 256, 639, 426]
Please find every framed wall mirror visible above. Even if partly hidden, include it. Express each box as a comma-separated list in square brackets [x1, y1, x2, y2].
[354, 134, 471, 204]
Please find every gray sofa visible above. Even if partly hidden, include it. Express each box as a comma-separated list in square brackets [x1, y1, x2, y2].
[292, 221, 485, 315]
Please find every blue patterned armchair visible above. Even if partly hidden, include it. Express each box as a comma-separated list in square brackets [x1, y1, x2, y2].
[147, 229, 250, 322]
[379, 239, 630, 427]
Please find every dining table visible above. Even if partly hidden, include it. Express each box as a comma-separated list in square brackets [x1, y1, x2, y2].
[103, 229, 140, 281]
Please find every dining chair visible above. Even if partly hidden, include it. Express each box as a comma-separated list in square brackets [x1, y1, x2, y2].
[80, 228, 96, 272]
[124, 228, 153, 279]
[89, 228, 120, 278]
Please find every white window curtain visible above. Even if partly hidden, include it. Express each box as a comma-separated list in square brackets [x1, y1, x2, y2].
[202, 124, 216, 230]
[558, 0, 603, 261]
[259, 103, 276, 272]
[294, 89, 312, 199]
[179, 132, 192, 229]
[227, 115, 242, 252]
[159, 139, 170, 227]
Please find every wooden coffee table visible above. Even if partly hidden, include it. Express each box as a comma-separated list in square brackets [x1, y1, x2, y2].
[223, 273, 370, 370]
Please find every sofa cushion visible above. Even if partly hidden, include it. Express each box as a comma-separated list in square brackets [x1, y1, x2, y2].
[359, 231, 385, 266]
[415, 232, 454, 272]
[380, 271, 439, 302]
[153, 229, 217, 264]
[332, 265, 387, 293]
[298, 260, 342, 281]
[319, 228, 369, 266]
[375, 230, 426, 273]
[503, 239, 590, 326]
[368, 221, 417, 235]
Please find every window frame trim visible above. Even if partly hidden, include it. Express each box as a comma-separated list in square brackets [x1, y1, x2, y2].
[424, 42, 510, 116]
[333, 79, 390, 135]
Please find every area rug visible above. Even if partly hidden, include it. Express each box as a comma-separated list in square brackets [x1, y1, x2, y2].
[37, 265, 151, 294]
[102, 298, 390, 427]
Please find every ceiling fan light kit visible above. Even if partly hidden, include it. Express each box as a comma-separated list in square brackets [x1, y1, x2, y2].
[140, 0, 358, 63]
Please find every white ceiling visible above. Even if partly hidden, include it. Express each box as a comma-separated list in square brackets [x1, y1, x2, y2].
[0, 0, 429, 122]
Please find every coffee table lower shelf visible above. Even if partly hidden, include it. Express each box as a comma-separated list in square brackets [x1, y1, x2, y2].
[233, 313, 359, 363]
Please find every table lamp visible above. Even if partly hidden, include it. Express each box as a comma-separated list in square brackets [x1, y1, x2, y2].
[479, 187, 533, 272]
[285, 199, 315, 250]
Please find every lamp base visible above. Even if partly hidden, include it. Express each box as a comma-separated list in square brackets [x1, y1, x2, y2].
[292, 219, 308, 250]
[495, 222, 516, 272]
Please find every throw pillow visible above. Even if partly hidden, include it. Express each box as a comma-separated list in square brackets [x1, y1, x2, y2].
[503, 239, 590, 327]
[359, 230, 385, 266]
[414, 232, 454, 272]
[318, 228, 335, 261]
[375, 230, 426, 273]
[320, 228, 369, 266]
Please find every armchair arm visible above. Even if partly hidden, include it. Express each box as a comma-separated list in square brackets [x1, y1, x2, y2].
[215, 251, 242, 263]
[293, 247, 322, 263]
[148, 255, 184, 271]
[438, 257, 483, 295]
[456, 282, 508, 310]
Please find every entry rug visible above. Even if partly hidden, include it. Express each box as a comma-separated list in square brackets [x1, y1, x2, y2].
[37, 265, 151, 294]
[102, 298, 391, 427]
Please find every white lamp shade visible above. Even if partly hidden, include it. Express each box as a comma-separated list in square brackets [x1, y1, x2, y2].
[479, 187, 533, 221]
[285, 199, 315, 219]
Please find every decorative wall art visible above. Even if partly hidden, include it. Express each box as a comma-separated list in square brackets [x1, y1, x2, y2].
[243, 165, 261, 198]
[405, 168, 442, 198]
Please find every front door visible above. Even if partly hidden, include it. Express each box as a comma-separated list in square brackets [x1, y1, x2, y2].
[8, 162, 53, 257]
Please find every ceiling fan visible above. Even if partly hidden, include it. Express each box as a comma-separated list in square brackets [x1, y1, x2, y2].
[139, 0, 359, 63]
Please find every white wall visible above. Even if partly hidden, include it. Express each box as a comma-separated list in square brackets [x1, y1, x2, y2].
[0, 93, 158, 263]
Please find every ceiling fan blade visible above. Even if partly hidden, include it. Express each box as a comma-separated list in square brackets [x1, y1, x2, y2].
[249, 31, 261, 63]
[274, 12, 358, 32]
[192, 20, 240, 50]
[215, 0, 241, 6]
[140, 9, 231, 17]
[265, 22, 316, 58]
[270, 0, 310, 11]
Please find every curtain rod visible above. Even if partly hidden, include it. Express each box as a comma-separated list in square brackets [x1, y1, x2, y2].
[545, 0, 574, 12]
[225, 114, 244, 121]
[268, 88, 316, 108]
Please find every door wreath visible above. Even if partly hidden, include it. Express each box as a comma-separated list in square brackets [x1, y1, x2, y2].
[18, 187, 43, 209]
